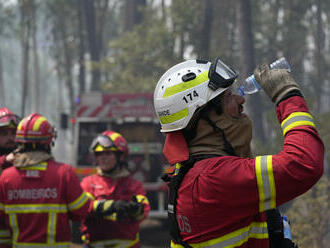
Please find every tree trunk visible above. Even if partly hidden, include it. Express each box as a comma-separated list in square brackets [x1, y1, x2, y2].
[20, 0, 31, 117]
[315, 0, 325, 113]
[95, 0, 109, 57]
[198, 0, 212, 59]
[76, 0, 86, 94]
[123, 0, 146, 31]
[31, 0, 40, 113]
[0, 49, 5, 106]
[238, 0, 266, 143]
[83, 0, 101, 91]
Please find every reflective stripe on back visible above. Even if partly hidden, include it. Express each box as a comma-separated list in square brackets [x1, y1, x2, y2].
[170, 222, 268, 248]
[5, 204, 67, 213]
[255, 156, 276, 212]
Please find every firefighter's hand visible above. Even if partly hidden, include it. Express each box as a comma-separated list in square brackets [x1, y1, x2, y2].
[111, 200, 131, 221]
[254, 64, 301, 104]
[94, 199, 131, 221]
[127, 195, 144, 220]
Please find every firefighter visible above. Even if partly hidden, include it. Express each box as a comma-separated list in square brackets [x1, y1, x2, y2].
[0, 107, 20, 172]
[0, 113, 96, 248]
[80, 130, 150, 248]
[153, 59, 324, 247]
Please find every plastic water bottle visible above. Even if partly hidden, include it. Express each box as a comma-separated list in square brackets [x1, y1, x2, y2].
[282, 215, 292, 240]
[237, 57, 291, 96]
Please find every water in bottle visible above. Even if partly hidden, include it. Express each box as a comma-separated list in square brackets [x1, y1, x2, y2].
[237, 57, 291, 96]
[282, 215, 292, 240]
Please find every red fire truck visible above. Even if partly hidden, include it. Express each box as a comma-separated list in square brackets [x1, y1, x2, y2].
[73, 92, 167, 218]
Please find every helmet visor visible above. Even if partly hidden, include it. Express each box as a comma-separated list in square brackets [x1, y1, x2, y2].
[0, 114, 20, 128]
[90, 135, 115, 152]
[208, 58, 238, 91]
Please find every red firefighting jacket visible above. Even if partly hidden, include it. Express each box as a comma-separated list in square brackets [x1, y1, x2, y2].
[80, 172, 150, 248]
[0, 159, 92, 248]
[164, 96, 324, 248]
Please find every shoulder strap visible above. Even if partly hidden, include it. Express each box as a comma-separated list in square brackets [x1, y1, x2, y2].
[167, 158, 195, 248]
[266, 209, 284, 248]
[266, 209, 298, 248]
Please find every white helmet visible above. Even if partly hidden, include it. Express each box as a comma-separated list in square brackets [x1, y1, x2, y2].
[154, 58, 238, 132]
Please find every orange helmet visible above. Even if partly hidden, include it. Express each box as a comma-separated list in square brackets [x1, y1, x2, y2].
[15, 113, 55, 145]
[90, 130, 129, 157]
[0, 107, 20, 128]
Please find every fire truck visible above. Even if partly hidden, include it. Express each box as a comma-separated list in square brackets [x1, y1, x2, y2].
[72, 92, 168, 218]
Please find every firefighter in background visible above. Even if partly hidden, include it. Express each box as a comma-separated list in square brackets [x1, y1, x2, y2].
[80, 130, 150, 248]
[0, 113, 95, 248]
[153, 59, 324, 247]
[0, 107, 20, 172]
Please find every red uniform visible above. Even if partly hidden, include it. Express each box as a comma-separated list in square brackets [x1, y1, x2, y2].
[0, 159, 92, 248]
[166, 96, 324, 247]
[80, 173, 150, 248]
[0, 154, 12, 248]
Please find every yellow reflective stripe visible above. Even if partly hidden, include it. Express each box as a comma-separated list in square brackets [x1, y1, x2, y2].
[0, 202, 4, 211]
[5, 204, 67, 213]
[159, 108, 188, 125]
[47, 212, 56, 243]
[68, 192, 89, 211]
[135, 194, 149, 205]
[93, 200, 99, 211]
[104, 212, 117, 221]
[12, 242, 70, 247]
[85, 192, 95, 200]
[170, 222, 268, 248]
[0, 239, 11, 245]
[0, 229, 10, 237]
[90, 233, 139, 248]
[281, 112, 315, 136]
[19, 162, 48, 171]
[163, 70, 209, 98]
[255, 156, 276, 212]
[174, 163, 182, 176]
[33, 117, 47, 131]
[9, 213, 19, 244]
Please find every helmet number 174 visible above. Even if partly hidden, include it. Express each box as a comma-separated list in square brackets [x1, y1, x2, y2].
[182, 90, 199, 104]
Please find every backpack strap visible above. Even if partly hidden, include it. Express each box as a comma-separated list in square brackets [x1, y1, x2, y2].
[167, 159, 194, 248]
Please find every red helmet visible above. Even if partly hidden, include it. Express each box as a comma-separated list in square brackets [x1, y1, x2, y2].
[90, 130, 129, 157]
[0, 107, 20, 128]
[15, 113, 55, 145]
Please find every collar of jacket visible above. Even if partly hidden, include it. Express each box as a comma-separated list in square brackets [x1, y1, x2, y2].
[163, 131, 189, 165]
[97, 167, 130, 179]
[13, 151, 52, 167]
